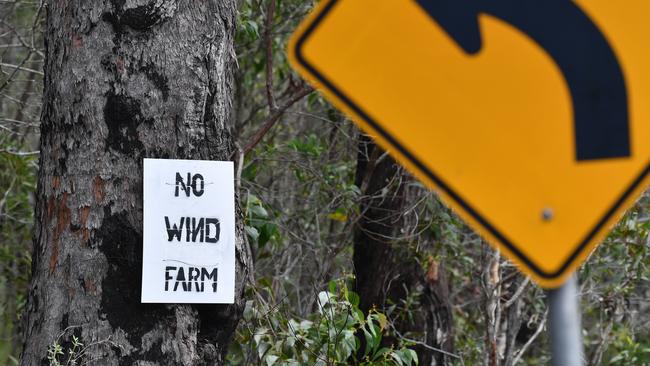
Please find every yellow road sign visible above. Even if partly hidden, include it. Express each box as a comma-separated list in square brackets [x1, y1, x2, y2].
[288, 0, 650, 288]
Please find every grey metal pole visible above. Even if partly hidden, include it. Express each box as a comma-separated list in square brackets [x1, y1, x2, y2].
[547, 275, 583, 366]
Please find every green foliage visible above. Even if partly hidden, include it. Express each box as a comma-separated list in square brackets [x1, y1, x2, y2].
[47, 335, 84, 366]
[227, 279, 418, 366]
[288, 134, 323, 158]
[0, 0, 44, 362]
[245, 194, 281, 251]
[607, 327, 650, 365]
[580, 194, 650, 365]
[0, 152, 36, 364]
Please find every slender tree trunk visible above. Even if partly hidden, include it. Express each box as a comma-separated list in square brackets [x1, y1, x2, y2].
[21, 0, 251, 364]
[354, 135, 454, 365]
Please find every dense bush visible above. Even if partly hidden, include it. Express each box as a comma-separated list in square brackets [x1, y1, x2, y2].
[228, 279, 418, 366]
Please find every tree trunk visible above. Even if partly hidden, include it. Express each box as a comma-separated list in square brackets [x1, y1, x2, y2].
[354, 135, 454, 365]
[20, 0, 251, 364]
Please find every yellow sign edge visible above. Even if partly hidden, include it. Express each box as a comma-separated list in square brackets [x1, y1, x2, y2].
[287, 0, 650, 288]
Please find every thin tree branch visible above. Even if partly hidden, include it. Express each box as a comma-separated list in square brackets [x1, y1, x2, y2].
[504, 277, 530, 309]
[235, 142, 244, 193]
[0, 149, 39, 156]
[1, 61, 43, 76]
[264, 0, 277, 111]
[0, 18, 44, 57]
[512, 310, 548, 365]
[388, 321, 464, 363]
[239, 85, 313, 156]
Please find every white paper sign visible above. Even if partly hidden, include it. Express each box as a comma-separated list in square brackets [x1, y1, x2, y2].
[142, 158, 235, 303]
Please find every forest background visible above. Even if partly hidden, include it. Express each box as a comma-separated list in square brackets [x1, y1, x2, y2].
[0, 0, 648, 365]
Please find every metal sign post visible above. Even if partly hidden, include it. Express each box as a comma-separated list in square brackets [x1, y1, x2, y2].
[547, 275, 583, 366]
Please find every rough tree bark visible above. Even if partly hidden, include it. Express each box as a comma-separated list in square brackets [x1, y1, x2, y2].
[354, 135, 454, 366]
[21, 0, 251, 364]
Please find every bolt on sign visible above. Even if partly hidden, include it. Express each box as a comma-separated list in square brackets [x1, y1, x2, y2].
[142, 159, 235, 303]
[288, 0, 650, 288]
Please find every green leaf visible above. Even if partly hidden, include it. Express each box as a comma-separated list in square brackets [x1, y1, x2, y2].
[265, 354, 278, 366]
[248, 204, 269, 218]
[245, 225, 259, 242]
[243, 300, 254, 321]
[371, 347, 391, 361]
[408, 349, 419, 365]
[362, 329, 375, 358]
[376, 313, 387, 331]
[244, 19, 259, 38]
[328, 280, 337, 294]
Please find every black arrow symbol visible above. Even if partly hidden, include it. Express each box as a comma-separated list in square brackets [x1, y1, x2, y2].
[415, 0, 630, 161]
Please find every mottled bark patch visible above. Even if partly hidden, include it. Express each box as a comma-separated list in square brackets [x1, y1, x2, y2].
[120, 3, 164, 31]
[104, 0, 178, 33]
[49, 192, 71, 274]
[72, 34, 83, 49]
[103, 93, 151, 154]
[48, 242, 59, 275]
[54, 192, 70, 243]
[79, 206, 90, 227]
[93, 176, 105, 202]
[46, 196, 55, 220]
[97, 211, 173, 348]
[75, 206, 91, 243]
[196, 303, 242, 345]
[134, 338, 165, 364]
[139, 62, 169, 100]
[83, 277, 97, 294]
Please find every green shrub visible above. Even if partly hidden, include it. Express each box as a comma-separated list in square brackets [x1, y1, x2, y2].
[227, 279, 418, 366]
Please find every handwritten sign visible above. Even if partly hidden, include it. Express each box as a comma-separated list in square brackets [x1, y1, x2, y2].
[142, 159, 235, 303]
